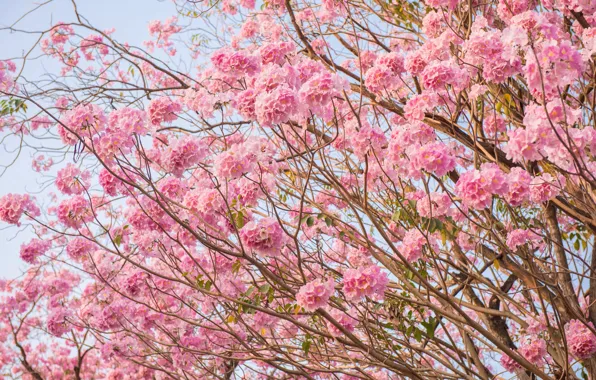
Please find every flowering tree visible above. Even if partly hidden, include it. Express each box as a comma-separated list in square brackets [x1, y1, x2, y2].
[2, 0, 596, 378]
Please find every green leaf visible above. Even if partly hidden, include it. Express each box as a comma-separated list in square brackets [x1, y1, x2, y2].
[232, 260, 242, 274]
[413, 328, 422, 342]
[114, 234, 122, 247]
[259, 284, 271, 294]
[306, 216, 314, 227]
[302, 340, 311, 355]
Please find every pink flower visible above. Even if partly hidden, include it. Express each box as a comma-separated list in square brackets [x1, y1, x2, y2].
[365, 65, 398, 94]
[296, 278, 335, 312]
[57, 195, 93, 229]
[183, 188, 224, 222]
[500, 353, 522, 373]
[505, 167, 531, 206]
[258, 41, 295, 65]
[483, 114, 507, 136]
[404, 93, 437, 121]
[19, 239, 52, 264]
[519, 338, 547, 366]
[211, 48, 260, 76]
[0, 194, 40, 225]
[255, 85, 301, 126]
[108, 107, 149, 135]
[47, 307, 72, 336]
[565, 320, 596, 360]
[342, 265, 388, 301]
[299, 72, 346, 120]
[530, 174, 564, 203]
[422, 11, 445, 38]
[455, 164, 508, 209]
[32, 155, 53, 172]
[99, 169, 121, 197]
[416, 192, 452, 218]
[240, 217, 285, 256]
[66, 237, 94, 260]
[326, 309, 357, 336]
[409, 142, 456, 177]
[214, 149, 252, 179]
[349, 124, 387, 160]
[421, 60, 468, 92]
[55, 164, 90, 195]
[148, 97, 182, 126]
[183, 88, 216, 118]
[375, 52, 405, 75]
[506, 128, 543, 163]
[58, 103, 107, 144]
[234, 89, 257, 119]
[506, 229, 541, 251]
[400, 229, 437, 262]
[162, 136, 207, 177]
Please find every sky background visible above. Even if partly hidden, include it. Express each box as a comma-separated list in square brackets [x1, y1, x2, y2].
[0, 0, 177, 278]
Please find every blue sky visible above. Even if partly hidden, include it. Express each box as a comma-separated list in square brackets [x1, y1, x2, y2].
[0, 0, 177, 278]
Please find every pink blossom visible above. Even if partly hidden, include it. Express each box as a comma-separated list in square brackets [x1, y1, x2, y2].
[400, 229, 437, 262]
[342, 265, 388, 301]
[161, 135, 207, 177]
[421, 60, 468, 92]
[234, 89, 257, 119]
[183, 88, 216, 118]
[59, 103, 107, 144]
[404, 93, 437, 121]
[108, 107, 149, 135]
[299, 72, 346, 120]
[258, 41, 295, 65]
[99, 168, 121, 197]
[506, 229, 541, 251]
[506, 128, 543, 163]
[455, 164, 508, 209]
[66, 237, 94, 260]
[349, 124, 387, 160]
[327, 309, 357, 336]
[416, 192, 452, 218]
[565, 320, 596, 360]
[211, 48, 261, 76]
[529, 174, 564, 203]
[296, 278, 335, 312]
[148, 97, 182, 126]
[408, 142, 456, 177]
[240, 217, 285, 256]
[55, 164, 90, 195]
[519, 338, 547, 366]
[47, 308, 72, 336]
[500, 353, 522, 373]
[505, 167, 531, 206]
[365, 65, 399, 94]
[32, 155, 53, 172]
[19, 239, 52, 264]
[0, 194, 40, 225]
[255, 85, 301, 126]
[214, 149, 252, 179]
[56, 195, 93, 229]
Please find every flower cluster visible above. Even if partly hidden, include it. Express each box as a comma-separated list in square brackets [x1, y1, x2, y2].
[240, 217, 285, 256]
[0, 193, 40, 225]
[342, 265, 388, 301]
[565, 319, 596, 360]
[296, 278, 335, 312]
[148, 97, 182, 126]
[55, 164, 90, 195]
[19, 239, 52, 264]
